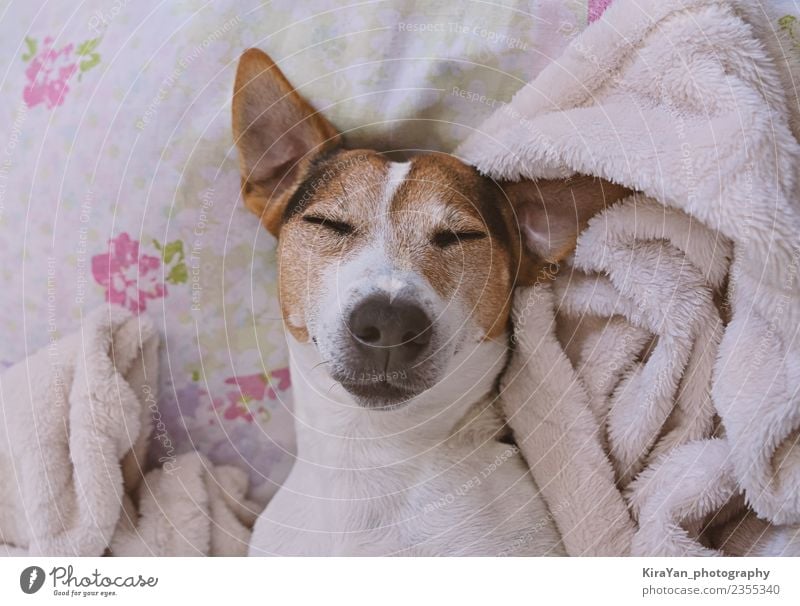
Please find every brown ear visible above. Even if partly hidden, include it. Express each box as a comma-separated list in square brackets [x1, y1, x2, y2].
[499, 176, 631, 282]
[232, 48, 341, 236]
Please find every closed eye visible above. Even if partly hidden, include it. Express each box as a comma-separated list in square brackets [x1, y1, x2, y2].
[302, 215, 354, 235]
[432, 230, 488, 248]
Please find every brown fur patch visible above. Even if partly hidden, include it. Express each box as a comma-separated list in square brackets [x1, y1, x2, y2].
[277, 150, 390, 341]
[388, 154, 518, 339]
[232, 48, 340, 236]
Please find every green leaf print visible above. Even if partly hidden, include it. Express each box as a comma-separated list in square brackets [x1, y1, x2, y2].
[79, 53, 101, 73]
[22, 37, 37, 61]
[779, 15, 800, 50]
[152, 238, 187, 284]
[76, 37, 102, 74]
[75, 37, 101, 56]
[162, 240, 184, 264]
[166, 262, 188, 285]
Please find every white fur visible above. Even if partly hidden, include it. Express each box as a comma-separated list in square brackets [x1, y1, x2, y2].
[249, 337, 563, 556]
[250, 161, 563, 556]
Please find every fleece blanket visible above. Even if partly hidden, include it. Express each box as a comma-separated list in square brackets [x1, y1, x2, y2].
[458, 0, 800, 556]
[0, 0, 592, 506]
[0, 307, 257, 556]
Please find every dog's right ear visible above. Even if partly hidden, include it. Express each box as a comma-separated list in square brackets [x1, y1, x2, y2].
[498, 176, 631, 284]
[232, 48, 341, 236]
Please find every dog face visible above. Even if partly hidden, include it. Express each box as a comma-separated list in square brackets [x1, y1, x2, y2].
[274, 150, 522, 406]
[232, 49, 629, 408]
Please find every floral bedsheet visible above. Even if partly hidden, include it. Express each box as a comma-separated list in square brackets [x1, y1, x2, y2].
[0, 0, 597, 503]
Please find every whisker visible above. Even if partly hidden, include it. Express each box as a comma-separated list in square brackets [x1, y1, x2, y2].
[312, 359, 331, 371]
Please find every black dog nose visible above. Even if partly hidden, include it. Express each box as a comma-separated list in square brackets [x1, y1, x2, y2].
[348, 295, 432, 366]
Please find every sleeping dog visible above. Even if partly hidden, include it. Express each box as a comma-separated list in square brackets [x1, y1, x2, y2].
[234, 49, 628, 555]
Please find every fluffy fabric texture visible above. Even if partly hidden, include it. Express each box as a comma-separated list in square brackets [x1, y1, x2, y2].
[0, 307, 256, 556]
[458, 0, 800, 556]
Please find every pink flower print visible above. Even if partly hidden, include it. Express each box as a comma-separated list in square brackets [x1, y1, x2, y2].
[224, 373, 268, 401]
[23, 37, 78, 109]
[215, 371, 288, 423]
[91, 233, 167, 314]
[265, 367, 291, 399]
[588, 0, 613, 23]
[223, 392, 256, 423]
[220, 374, 268, 422]
[213, 391, 255, 423]
[271, 367, 291, 391]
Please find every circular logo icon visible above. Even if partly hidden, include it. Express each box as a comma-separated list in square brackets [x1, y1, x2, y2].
[20, 566, 45, 594]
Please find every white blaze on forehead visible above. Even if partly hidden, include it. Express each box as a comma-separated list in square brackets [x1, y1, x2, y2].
[376, 160, 411, 266]
[381, 161, 411, 214]
[367, 160, 411, 283]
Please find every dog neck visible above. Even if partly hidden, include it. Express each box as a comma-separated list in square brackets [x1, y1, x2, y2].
[286, 336, 507, 468]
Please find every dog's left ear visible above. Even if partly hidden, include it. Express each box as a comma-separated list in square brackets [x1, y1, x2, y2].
[232, 48, 341, 236]
[498, 176, 631, 283]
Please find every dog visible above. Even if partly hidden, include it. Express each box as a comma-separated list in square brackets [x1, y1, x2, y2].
[233, 49, 629, 556]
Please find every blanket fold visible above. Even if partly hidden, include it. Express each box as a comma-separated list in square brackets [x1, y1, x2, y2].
[0, 307, 255, 556]
[459, 0, 800, 555]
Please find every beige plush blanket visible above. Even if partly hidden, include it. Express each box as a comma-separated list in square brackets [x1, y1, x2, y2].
[0, 307, 256, 556]
[458, 0, 800, 555]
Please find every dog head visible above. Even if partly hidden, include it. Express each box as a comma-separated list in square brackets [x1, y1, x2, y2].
[232, 49, 628, 409]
